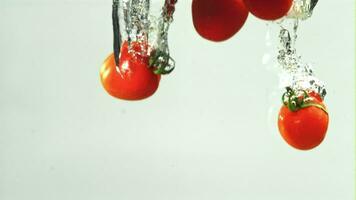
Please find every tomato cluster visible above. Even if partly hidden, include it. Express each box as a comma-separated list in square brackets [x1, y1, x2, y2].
[192, 0, 293, 41]
[100, 0, 329, 151]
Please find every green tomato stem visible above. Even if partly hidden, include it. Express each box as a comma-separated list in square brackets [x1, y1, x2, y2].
[282, 87, 328, 114]
[300, 102, 329, 115]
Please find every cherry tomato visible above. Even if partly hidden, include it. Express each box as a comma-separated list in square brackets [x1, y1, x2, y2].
[243, 0, 292, 20]
[192, 0, 249, 42]
[278, 97, 329, 150]
[100, 41, 160, 100]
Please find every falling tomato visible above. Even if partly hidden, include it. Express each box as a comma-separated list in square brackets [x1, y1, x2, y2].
[192, 0, 249, 42]
[100, 41, 161, 101]
[278, 88, 329, 150]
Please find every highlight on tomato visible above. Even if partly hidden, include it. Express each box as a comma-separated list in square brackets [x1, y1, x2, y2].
[243, 0, 292, 20]
[192, 0, 249, 42]
[277, 87, 329, 150]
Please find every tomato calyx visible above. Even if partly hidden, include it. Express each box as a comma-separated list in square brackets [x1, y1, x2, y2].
[282, 87, 328, 114]
[149, 49, 175, 75]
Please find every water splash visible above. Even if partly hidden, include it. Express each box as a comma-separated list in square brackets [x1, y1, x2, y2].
[277, 19, 326, 99]
[262, 23, 273, 66]
[118, 0, 177, 72]
[287, 0, 319, 20]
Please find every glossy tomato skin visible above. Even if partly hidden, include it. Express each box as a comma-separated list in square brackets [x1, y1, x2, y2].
[308, 91, 323, 102]
[192, 0, 249, 42]
[278, 100, 329, 150]
[243, 0, 292, 20]
[100, 42, 160, 100]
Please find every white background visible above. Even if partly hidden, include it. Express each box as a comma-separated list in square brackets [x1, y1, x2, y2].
[0, 0, 355, 199]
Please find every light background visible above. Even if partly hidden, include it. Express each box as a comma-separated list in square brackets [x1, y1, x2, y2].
[0, 0, 355, 200]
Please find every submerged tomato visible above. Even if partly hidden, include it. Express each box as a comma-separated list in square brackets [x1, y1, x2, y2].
[243, 0, 292, 20]
[278, 96, 329, 150]
[192, 0, 249, 42]
[100, 41, 160, 100]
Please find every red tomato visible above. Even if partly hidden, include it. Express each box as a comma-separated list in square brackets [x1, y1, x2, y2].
[100, 41, 160, 100]
[192, 0, 249, 42]
[243, 0, 292, 20]
[308, 91, 323, 102]
[278, 98, 329, 150]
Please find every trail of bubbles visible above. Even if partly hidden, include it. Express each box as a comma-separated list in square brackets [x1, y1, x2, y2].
[118, 0, 177, 73]
[277, 19, 326, 99]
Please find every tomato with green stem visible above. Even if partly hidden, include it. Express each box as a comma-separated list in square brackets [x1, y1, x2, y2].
[278, 87, 329, 150]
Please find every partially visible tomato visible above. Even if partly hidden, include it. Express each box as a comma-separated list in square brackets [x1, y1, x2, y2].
[192, 0, 249, 42]
[278, 95, 329, 150]
[308, 91, 323, 102]
[243, 0, 292, 20]
[100, 41, 160, 100]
